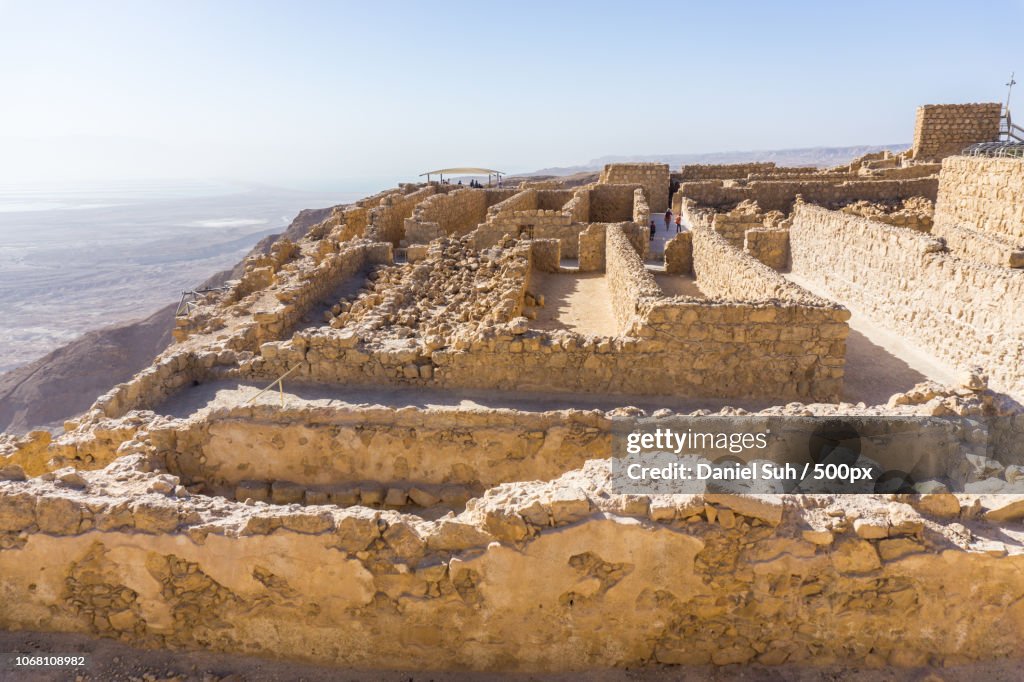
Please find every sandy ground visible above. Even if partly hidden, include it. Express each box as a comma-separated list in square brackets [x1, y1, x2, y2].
[157, 379, 785, 421]
[786, 273, 958, 405]
[1, 631, 1021, 682]
[652, 270, 705, 298]
[529, 271, 619, 335]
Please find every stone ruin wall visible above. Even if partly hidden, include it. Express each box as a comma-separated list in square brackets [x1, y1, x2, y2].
[308, 186, 412, 243]
[589, 184, 642, 222]
[366, 185, 437, 246]
[564, 186, 590, 222]
[475, 211, 580, 254]
[240, 223, 846, 402]
[605, 225, 662, 334]
[911, 103, 1003, 161]
[599, 163, 670, 213]
[663, 232, 693, 275]
[677, 177, 939, 214]
[678, 162, 779, 180]
[528, 239, 562, 273]
[607, 224, 847, 400]
[158, 403, 611, 501]
[404, 188, 517, 243]
[577, 223, 606, 272]
[9, 151, 1024, 672]
[933, 156, 1024, 267]
[789, 204, 1024, 397]
[711, 210, 764, 248]
[676, 162, 822, 181]
[676, 197, 789, 271]
[98, 239, 394, 421]
[744, 228, 790, 270]
[8, 458, 1024, 671]
[474, 189, 585, 255]
[632, 187, 650, 228]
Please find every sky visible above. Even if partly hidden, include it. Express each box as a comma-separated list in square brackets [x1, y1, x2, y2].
[0, 0, 1021, 190]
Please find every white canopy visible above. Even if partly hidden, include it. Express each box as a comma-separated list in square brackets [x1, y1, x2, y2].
[420, 167, 503, 177]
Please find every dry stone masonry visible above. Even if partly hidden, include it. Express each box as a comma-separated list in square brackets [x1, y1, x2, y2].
[911, 103, 1003, 161]
[3, 102, 1024, 674]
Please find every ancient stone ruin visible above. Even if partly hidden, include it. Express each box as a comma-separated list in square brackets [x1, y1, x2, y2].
[3, 102, 1024, 672]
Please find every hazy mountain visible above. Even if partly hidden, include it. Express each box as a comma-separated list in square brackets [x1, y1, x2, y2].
[527, 144, 910, 176]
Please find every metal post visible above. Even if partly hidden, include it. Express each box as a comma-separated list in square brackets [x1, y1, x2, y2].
[1007, 72, 1017, 115]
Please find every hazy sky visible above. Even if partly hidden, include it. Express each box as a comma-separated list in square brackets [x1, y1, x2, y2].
[1, 0, 1020, 190]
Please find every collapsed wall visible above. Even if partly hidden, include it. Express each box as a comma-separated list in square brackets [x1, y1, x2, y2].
[366, 185, 438, 246]
[404, 188, 516, 244]
[789, 203, 1024, 397]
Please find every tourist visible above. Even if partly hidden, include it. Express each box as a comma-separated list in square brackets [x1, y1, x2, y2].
[664, 209, 673, 230]
[675, 215, 682, 233]
[649, 220, 656, 241]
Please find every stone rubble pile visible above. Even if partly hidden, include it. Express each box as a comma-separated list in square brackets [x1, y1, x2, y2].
[321, 234, 529, 351]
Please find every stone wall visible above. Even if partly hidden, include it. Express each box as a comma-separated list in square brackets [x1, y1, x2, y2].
[692, 226, 821, 305]
[712, 207, 764, 248]
[678, 162, 779, 180]
[366, 185, 436, 246]
[538, 189, 576, 210]
[790, 204, 1024, 396]
[405, 188, 516, 241]
[100, 240, 393, 420]
[934, 156, 1024, 251]
[744, 228, 790, 270]
[578, 223, 607, 272]
[251, 224, 847, 402]
[564, 187, 590, 223]
[599, 163, 670, 212]
[529, 239, 561, 273]
[605, 225, 662, 334]
[405, 221, 445, 244]
[475, 211, 581, 253]
[589, 184, 640, 222]
[486, 189, 537, 219]
[7, 460, 1024, 670]
[678, 178, 939, 214]
[663, 232, 692, 275]
[632, 188, 650, 228]
[911, 103, 1003, 161]
[158, 402, 611, 496]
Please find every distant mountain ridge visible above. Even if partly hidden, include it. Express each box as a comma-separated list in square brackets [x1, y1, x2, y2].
[527, 144, 910, 176]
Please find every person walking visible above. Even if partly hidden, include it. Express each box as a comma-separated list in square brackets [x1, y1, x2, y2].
[675, 214, 682, 233]
[649, 220, 656, 241]
[664, 209, 673, 233]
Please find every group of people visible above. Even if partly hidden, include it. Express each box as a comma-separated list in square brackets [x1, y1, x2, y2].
[649, 209, 685, 240]
[446, 179, 489, 187]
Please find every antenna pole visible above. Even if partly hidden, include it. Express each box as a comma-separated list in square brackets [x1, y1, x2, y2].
[1007, 72, 1017, 113]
